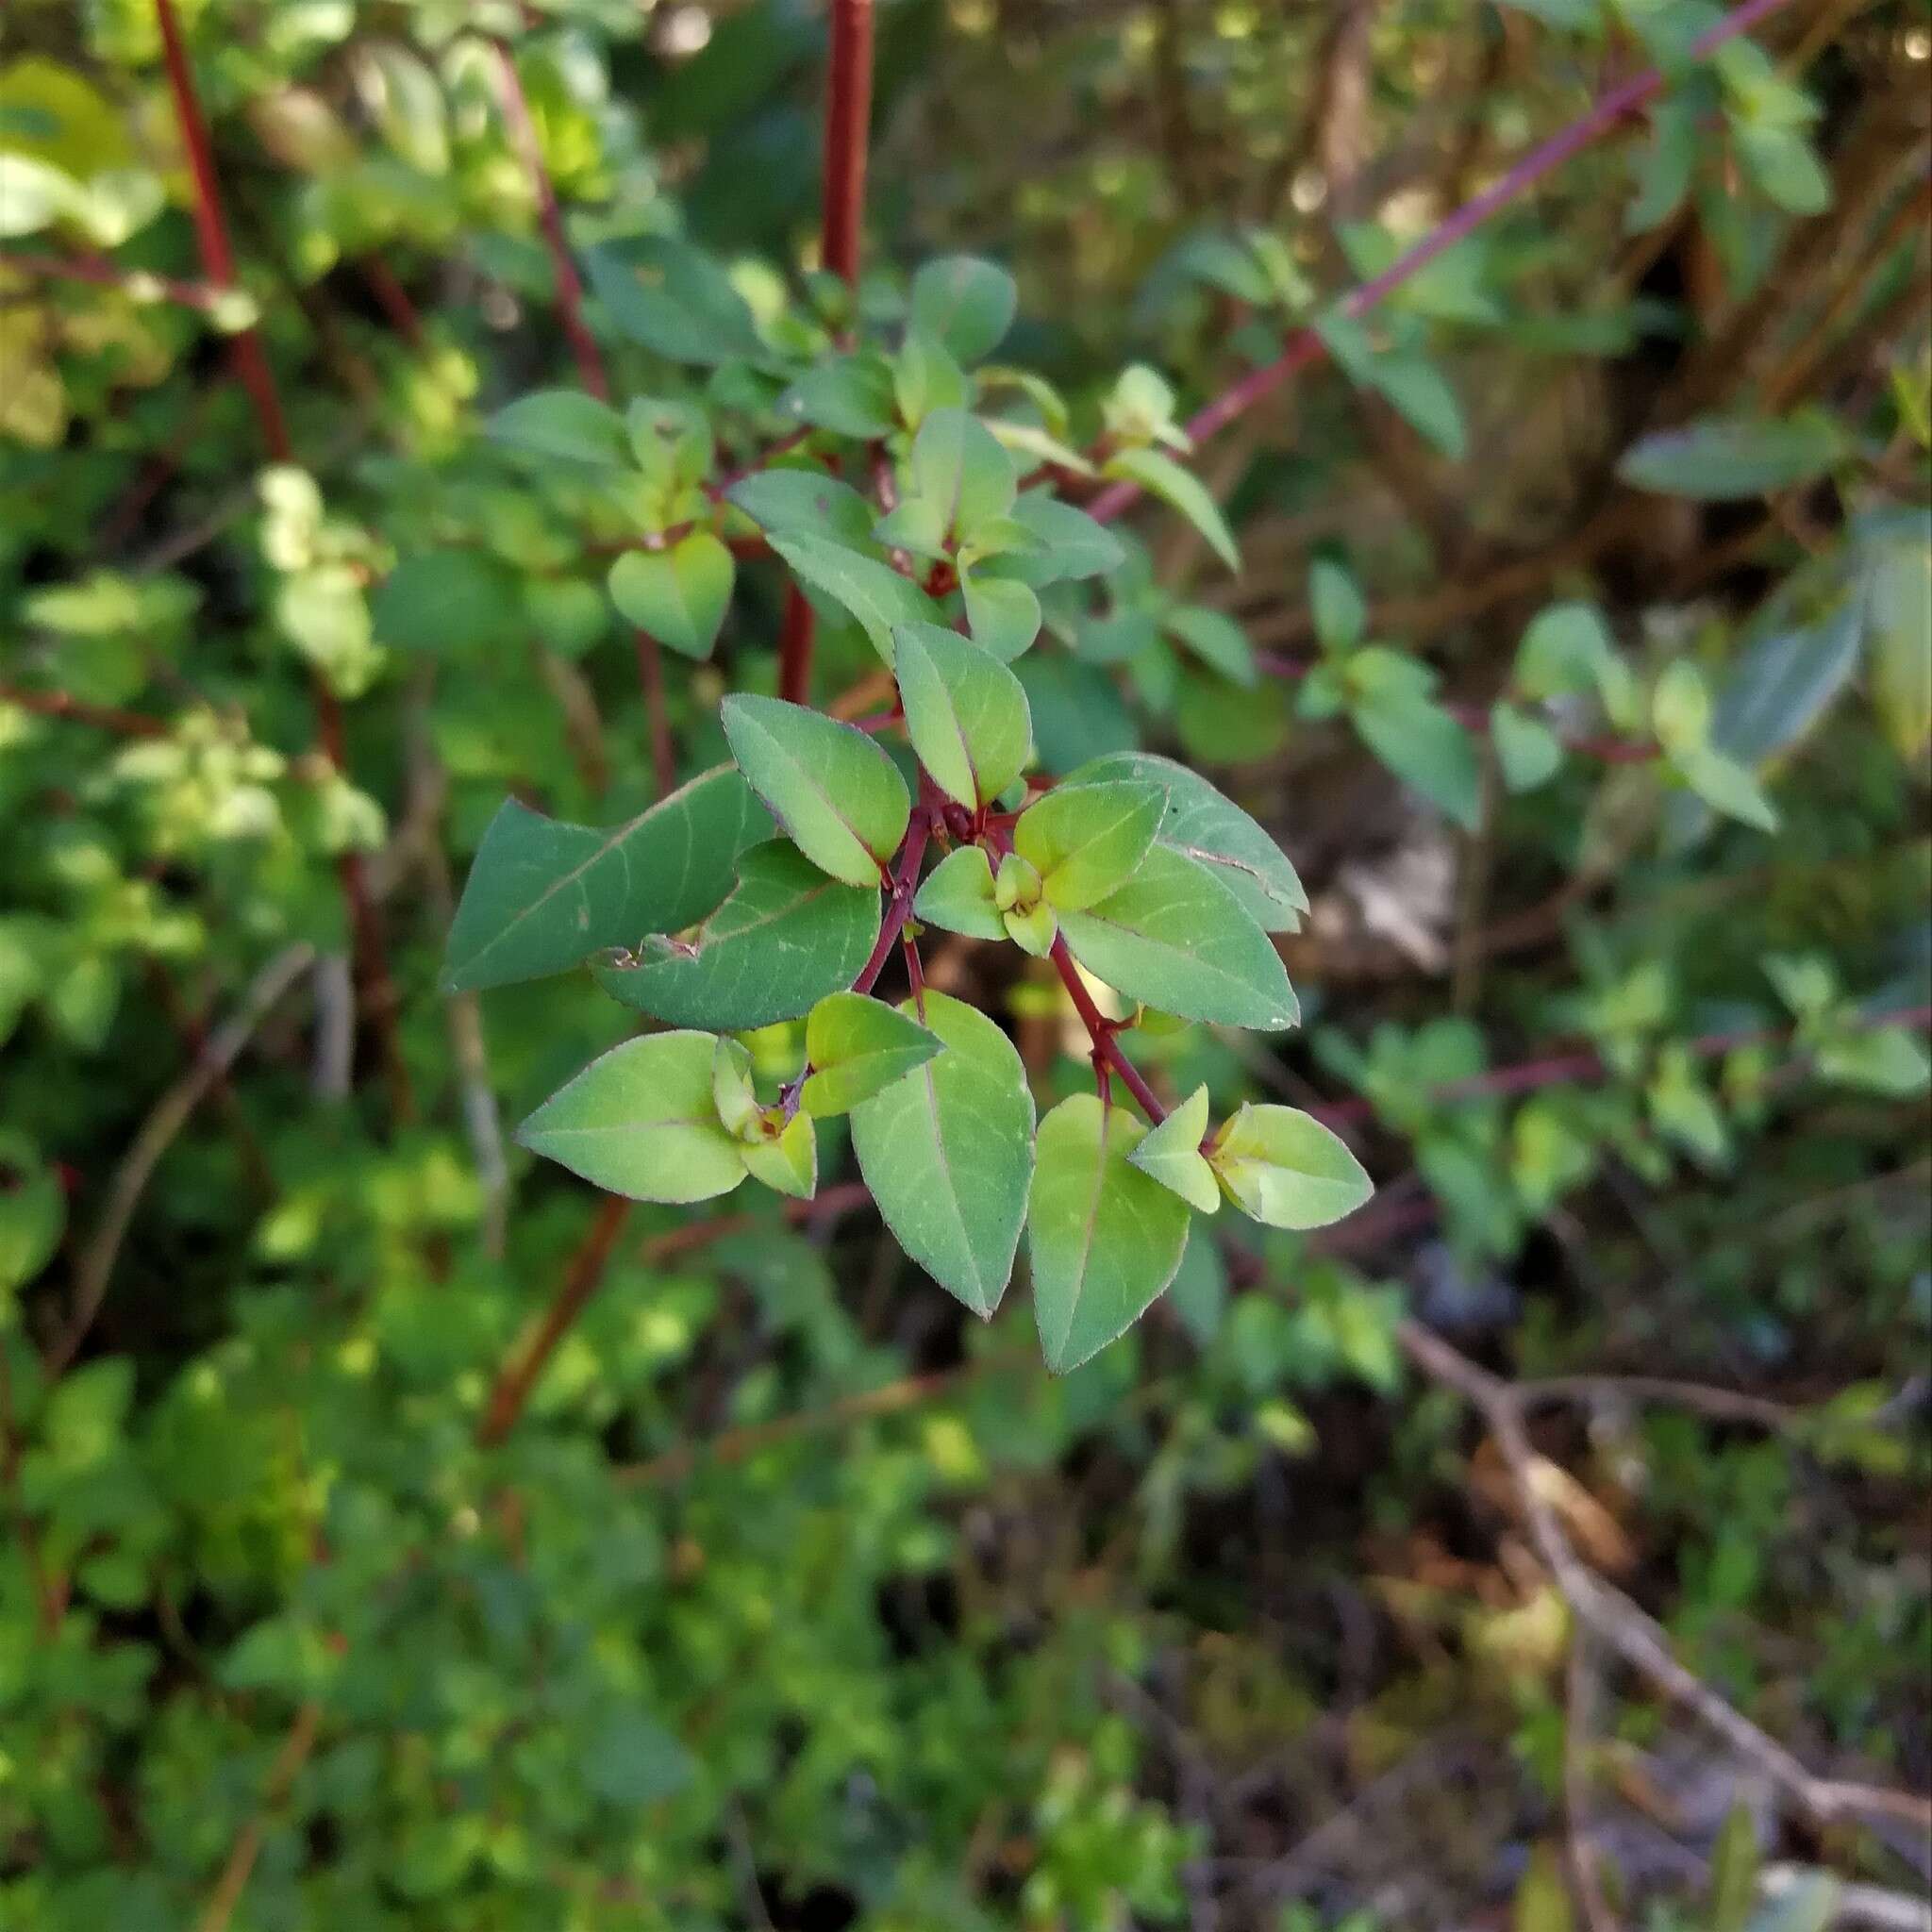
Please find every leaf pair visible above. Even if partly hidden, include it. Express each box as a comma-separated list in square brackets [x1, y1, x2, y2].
[519, 994, 943, 1205]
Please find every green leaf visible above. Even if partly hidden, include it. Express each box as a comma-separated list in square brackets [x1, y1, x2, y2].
[1057, 844, 1299, 1029]
[595, 842, 880, 1028]
[1617, 411, 1842, 498]
[488, 389, 630, 467]
[0, 1134, 63, 1296]
[779, 352, 899, 437]
[1124, 1085, 1219, 1213]
[0, 153, 82, 238]
[727, 468, 876, 546]
[516, 1031, 747, 1203]
[1711, 603, 1860, 766]
[711, 1036, 761, 1136]
[1671, 744, 1779, 832]
[442, 767, 771, 992]
[1000, 494, 1126, 584]
[608, 532, 734, 660]
[1368, 355, 1467, 458]
[1514, 601, 1618, 700]
[1163, 607, 1256, 686]
[960, 570, 1041, 660]
[1815, 1025, 1932, 1097]
[801, 991, 944, 1117]
[1063, 752, 1307, 932]
[1029, 1094, 1191, 1373]
[893, 622, 1032, 810]
[583, 239, 765, 366]
[1867, 524, 1932, 761]
[1734, 123, 1831, 215]
[1652, 659, 1712, 754]
[1351, 690, 1484, 831]
[770, 533, 942, 666]
[721, 693, 910, 886]
[373, 551, 523, 655]
[849, 991, 1035, 1318]
[908, 408, 1016, 541]
[1101, 447, 1240, 571]
[872, 497, 949, 560]
[1491, 702, 1564, 792]
[1627, 96, 1697, 232]
[1708, 1802, 1761, 1932]
[1310, 558, 1367, 653]
[741, 1112, 817, 1198]
[1208, 1104, 1372, 1228]
[1015, 780, 1165, 911]
[912, 845, 1007, 941]
[910, 256, 1018, 364]
[1166, 1224, 1228, 1346]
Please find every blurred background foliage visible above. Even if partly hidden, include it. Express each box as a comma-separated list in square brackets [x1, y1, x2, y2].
[0, 0, 1928, 1927]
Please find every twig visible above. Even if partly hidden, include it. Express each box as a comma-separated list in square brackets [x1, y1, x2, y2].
[1519, 1374, 1796, 1432]
[491, 40, 606, 400]
[0, 682, 171, 738]
[1396, 1317, 1932, 1835]
[0, 1345, 61, 1638]
[1564, 1630, 1619, 1932]
[475, 1183, 876, 1446]
[48, 944, 317, 1377]
[819, 0, 875, 287]
[194, 1699, 323, 1932]
[0, 250, 233, 314]
[154, 0, 412, 1124]
[619, 1353, 1015, 1487]
[1048, 934, 1169, 1124]
[475, 1194, 631, 1447]
[1085, 0, 1798, 525]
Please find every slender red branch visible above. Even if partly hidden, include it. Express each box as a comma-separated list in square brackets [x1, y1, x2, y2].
[491, 40, 606, 399]
[0, 250, 231, 314]
[1307, 1003, 1932, 1129]
[1048, 934, 1169, 1124]
[853, 809, 932, 994]
[154, 0, 291, 461]
[633, 629, 675, 797]
[153, 0, 413, 1124]
[779, 0, 875, 705]
[820, 0, 875, 287]
[0, 683, 171, 738]
[358, 257, 425, 348]
[777, 586, 817, 705]
[1086, 0, 1799, 525]
[491, 34, 675, 792]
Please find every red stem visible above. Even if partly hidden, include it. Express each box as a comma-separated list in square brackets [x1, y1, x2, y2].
[0, 250, 229, 314]
[154, 0, 413, 1124]
[493, 33, 675, 794]
[1048, 934, 1169, 1124]
[853, 809, 932, 995]
[780, 0, 876, 705]
[358, 256, 425, 348]
[154, 0, 291, 461]
[1307, 1003, 1932, 1128]
[1086, 0, 1798, 525]
[492, 39, 606, 400]
[820, 0, 875, 287]
[0, 683, 171, 738]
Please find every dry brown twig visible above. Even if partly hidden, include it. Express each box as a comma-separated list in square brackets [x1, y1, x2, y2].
[1396, 1318, 1932, 1838]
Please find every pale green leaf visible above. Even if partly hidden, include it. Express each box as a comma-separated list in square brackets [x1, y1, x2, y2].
[770, 533, 942, 666]
[741, 1111, 817, 1198]
[516, 1031, 746, 1203]
[722, 693, 910, 886]
[849, 992, 1035, 1318]
[1015, 779, 1165, 911]
[913, 845, 1007, 941]
[960, 570, 1041, 660]
[1124, 1085, 1220, 1213]
[1491, 702, 1565, 792]
[910, 256, 1018, 364]
[893, 622, 1032, 809]
[608, 531, 734, 660]
[1208, 1104, 1372, 1228]
[1057, 845, 1299, 1029]
[802, 991, 944, 1117]
[488, 389, 630, 467]
[1102, 447, 1240, 571]
[1029, 1094, 1191, 1373]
